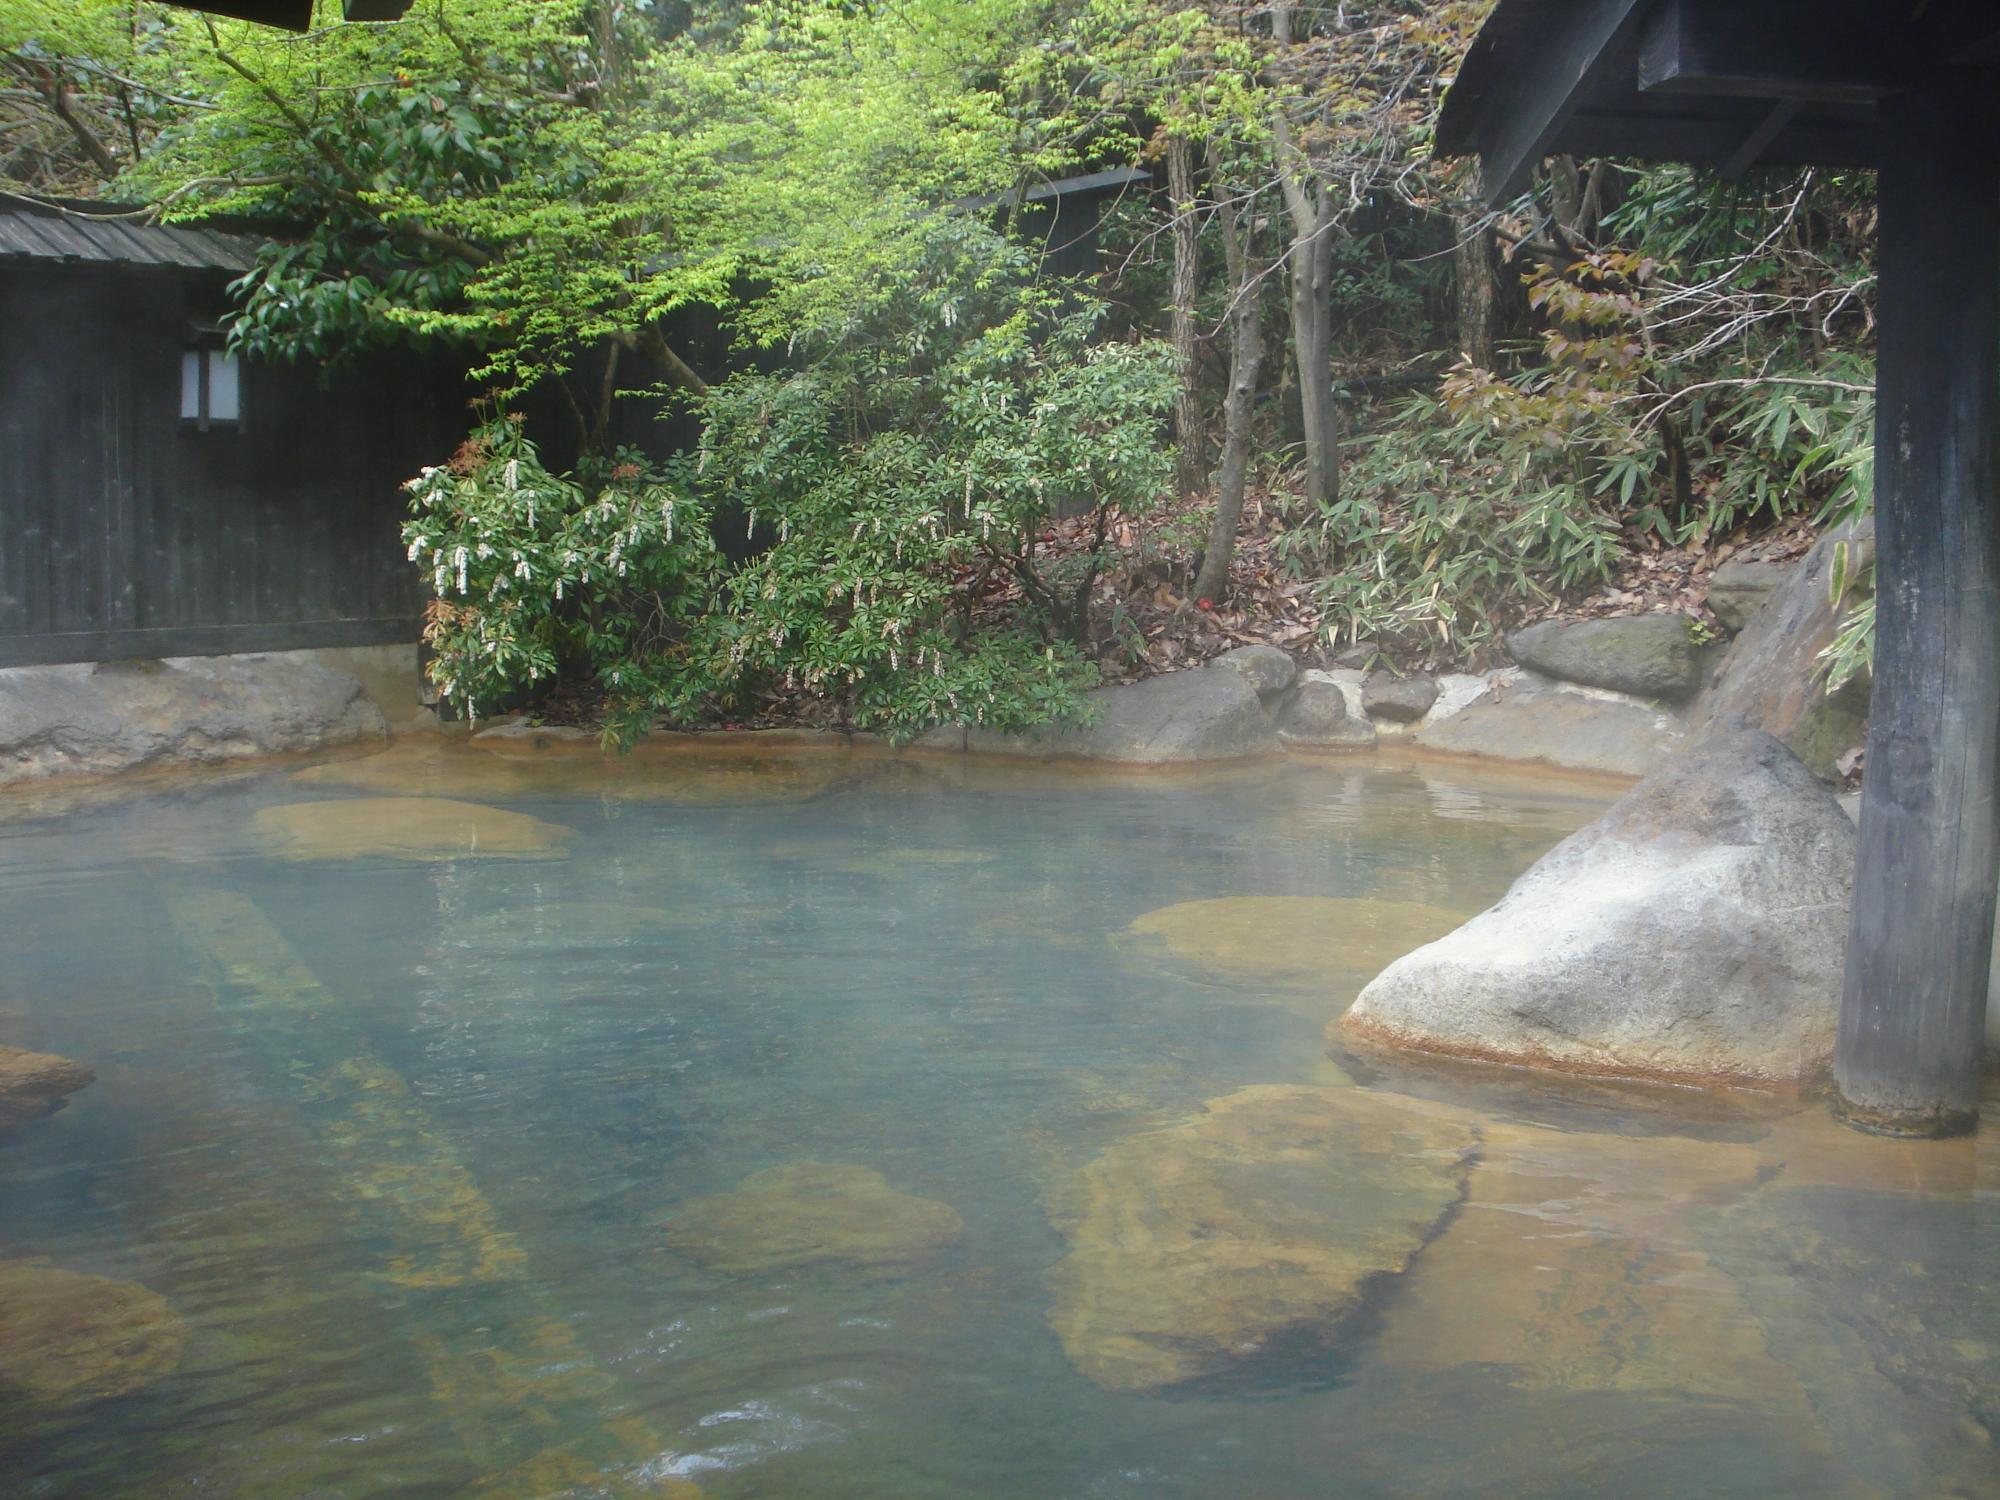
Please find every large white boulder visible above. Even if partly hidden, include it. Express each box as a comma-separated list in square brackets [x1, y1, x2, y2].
[1340, 731, 1854, 1087]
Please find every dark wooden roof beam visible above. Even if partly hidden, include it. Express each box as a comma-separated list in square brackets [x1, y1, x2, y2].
[157, 0, 411, 31]
[1555, 108, 1877, 170]
[1923, 1, 2000, 65]
[1637, 0, 1904, 103]
[1719, 98, 1804, 178]
[1946, 25, 2000, 65]
[1466, 0, 1655, 205]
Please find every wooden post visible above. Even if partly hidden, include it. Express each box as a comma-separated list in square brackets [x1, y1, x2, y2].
[1835, 73, 2000, 1137]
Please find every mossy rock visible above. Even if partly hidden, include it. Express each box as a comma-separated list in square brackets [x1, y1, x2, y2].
[663, 1163, 964, 1278]
[253, 797, 572, 862]
[1044, 1085, 1476, 1392]
[0, 1262, 187, 1419]
[0, 1045, 94, 1135]
[1370, 1123, 1806, 1405]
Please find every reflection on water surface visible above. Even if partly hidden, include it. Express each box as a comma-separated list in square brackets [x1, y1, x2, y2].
[1, 741, 1993, 1498]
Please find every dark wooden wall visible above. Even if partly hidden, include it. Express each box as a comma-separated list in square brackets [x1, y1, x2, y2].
[0, 264, 472, 667]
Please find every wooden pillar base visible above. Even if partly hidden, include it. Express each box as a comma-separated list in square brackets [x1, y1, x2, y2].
[1831, 1095, 1979, 1141]
[1832, 73, 2000, 1135]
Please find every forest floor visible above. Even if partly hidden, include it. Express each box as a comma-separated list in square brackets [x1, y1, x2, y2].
[1036, 485, 1820, 683]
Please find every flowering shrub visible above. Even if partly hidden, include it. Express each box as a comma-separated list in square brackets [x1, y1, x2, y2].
[403, 416, 722, 729]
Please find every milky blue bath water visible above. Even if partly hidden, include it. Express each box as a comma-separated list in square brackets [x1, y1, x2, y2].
[1, 743, 1993, 1498]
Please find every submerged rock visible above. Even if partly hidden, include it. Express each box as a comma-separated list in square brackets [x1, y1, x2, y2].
[0, 1045, 93, 1135]
[1044, 1085, 1476, 1392]
[1753, 1103, 1990, 1198]
[1122, 896, 1466, 992]
[0, 1261, 187, 1414]
[1413, 673, 1684, 778]
[253, 797, 573, 862]
[1370, 1122, 1811, 1406]
[663, 1163, 964, 1277]
[1703, 1180, 2000, 1494]
[1508, 614, 1703, 699]
[1342, 731, 1854, 1086]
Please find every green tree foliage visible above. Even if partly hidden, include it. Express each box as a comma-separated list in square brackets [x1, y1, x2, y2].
[90, 0, 1057, 397]
[410, 224, 1176, 742]
[1, 0, 190, 190]
[7, 3, 1884, 716]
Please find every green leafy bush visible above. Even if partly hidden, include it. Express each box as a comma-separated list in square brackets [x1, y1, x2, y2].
[409, 226, 1178, 744]
[687, 225, 1178, 741]
[404, 416, 722, 730]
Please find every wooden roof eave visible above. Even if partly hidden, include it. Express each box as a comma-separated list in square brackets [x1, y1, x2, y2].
[1438, 0, 2000, 205]
[156, 0, 411, 33]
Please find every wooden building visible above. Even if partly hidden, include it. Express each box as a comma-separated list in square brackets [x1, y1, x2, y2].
[1006, 167, 1154, 280]
[0, 195, 470, 668]
[1, 170, 1145, 674]
[1438, 0, 2000, 1135]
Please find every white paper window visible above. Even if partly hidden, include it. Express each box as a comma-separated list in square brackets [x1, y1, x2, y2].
[207, 352, 240, 421]
[180, 350, 203, 420]
[180, 346, 241, 429]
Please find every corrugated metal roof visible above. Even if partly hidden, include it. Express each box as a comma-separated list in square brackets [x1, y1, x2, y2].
[957, 165, 1154, 214]
[1020, 166, 1153, 203]
[0, 196, 263, 274]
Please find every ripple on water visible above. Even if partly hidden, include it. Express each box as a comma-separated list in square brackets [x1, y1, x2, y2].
[1118, 895, 1469, 996]
[251, 796, 574, 862]
[291, 734, 867, 806]
[0, 748, 1992, 1498]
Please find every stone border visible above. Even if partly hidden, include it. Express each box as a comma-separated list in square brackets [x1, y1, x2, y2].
[914, 653, 1688, 780]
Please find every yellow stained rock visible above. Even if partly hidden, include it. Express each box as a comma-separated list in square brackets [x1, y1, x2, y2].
[1370, 1120, 1815, 1408]
[253, 797, 572, 862]
[0, 1044, 94, 1134]
[1044, 1085, 1476, 1393]
[664, 1163, 964, 1278]
[1755, 1103, 1993, 1197]
[1122, 896, 1466, 989]
[0, 1260, 187, 1411]
[292, 736, 857, 807]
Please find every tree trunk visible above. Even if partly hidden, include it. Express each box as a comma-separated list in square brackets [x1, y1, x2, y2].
[1191, 182, 1264, 606]
[1452, 206, 1496, 368]
[1289, 221, 1339, 509]
[1166, 136, 1206, 498]
[1269, 1, 1339, 511]
[1546, 154, 1583, 235]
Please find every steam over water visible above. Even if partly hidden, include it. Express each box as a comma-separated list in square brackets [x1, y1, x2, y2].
[2, 742, 1993, 1497]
